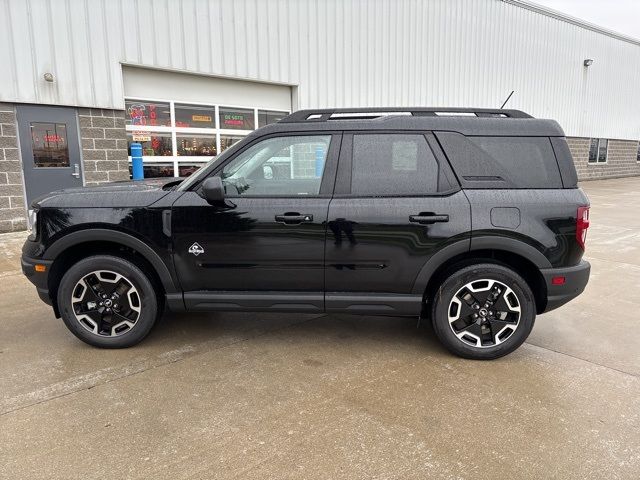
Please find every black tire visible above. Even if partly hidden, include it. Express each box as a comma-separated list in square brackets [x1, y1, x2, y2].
[57, 255, 160, 348]
[431, 263, 535, 360]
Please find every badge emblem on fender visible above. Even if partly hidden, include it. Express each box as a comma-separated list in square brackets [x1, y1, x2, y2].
[188, 242, 204, 256]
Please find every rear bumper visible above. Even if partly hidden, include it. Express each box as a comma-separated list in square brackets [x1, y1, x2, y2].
[21, 255, 53, 306]
[540, 260, 590, 313]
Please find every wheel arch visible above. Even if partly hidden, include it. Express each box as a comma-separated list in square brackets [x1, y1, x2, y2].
[413, 239, 549, 314]
[44, 229, 180, 315]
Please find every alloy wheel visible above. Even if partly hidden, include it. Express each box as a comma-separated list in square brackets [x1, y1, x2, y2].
[71, 270, 141, 337]
[447, 278, 521, 348]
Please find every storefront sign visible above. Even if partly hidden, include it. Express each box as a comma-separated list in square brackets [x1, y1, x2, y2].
[132, 132, 151, 142]
[43, 134, 63, 143]
[192, 114, 212, 123]
[222, 114, 247, 127]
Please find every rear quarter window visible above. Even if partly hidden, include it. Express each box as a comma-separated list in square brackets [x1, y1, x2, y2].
[435, 132, 563, 189]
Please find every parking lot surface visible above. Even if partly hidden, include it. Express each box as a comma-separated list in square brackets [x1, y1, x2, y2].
[1, 177, 639, 479]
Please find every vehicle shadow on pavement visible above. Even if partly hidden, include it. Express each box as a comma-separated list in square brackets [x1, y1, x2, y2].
[146, 310, 447, 357]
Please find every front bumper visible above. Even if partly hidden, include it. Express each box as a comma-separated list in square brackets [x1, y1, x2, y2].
[21, 255, 53, 306]
[540, 260, 590, 313]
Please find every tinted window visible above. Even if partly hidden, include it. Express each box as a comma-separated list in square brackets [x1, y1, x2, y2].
[351, 134, 440, 195]
[436, 133, 562, 188]
[221, 135, 331, 196]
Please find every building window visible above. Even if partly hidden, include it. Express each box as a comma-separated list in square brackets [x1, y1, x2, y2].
[258, 110, 289, 127]
[637, 142, 640, 162]
[125, 100, 171, 127]
[588, 138, 608, 164]
[125, 98, 289, 178]
[219, 107, 255, 130]
[176, 134, 217, 156]
[174, 104, 215, 128]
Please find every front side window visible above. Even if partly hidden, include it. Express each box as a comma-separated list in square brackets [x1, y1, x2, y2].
[351, 134, 440, 195]
[220, 135, 331, 196]
[589, 138, 608, 163]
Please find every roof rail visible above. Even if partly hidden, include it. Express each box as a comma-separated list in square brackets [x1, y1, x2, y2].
[279, 107, 533, 123]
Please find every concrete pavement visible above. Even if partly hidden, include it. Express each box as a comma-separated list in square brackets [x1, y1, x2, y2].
[1, 177, 639, 479]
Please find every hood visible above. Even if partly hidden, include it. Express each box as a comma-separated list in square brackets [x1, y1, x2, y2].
[32, 178, 182, 209]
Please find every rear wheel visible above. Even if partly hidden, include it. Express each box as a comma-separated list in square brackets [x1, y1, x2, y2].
[57, 255, 160, 348]
[431, 263, 535, 360]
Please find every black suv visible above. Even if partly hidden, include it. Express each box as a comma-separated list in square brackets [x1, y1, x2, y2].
[22, 108, 591, 359]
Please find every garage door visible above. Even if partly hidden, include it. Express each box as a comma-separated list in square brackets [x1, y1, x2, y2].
[122, 66, 293, 178]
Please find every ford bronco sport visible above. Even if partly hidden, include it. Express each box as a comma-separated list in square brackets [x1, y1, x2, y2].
[22, 108, 590, 359]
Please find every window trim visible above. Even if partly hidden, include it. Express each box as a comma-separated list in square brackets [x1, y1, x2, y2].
[192, 132, 342, 199]
[333, 131, 460, 198]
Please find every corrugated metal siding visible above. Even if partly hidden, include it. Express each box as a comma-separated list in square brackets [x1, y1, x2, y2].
[0, 0, 639, 139]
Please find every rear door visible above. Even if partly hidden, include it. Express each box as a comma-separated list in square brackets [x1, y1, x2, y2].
[324, 132, 471, 314]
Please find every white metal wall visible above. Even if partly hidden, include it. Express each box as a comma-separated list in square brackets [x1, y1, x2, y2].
[1, 0, 639, 140]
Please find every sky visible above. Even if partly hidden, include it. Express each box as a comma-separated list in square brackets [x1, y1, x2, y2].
[532, 0, 640, 40]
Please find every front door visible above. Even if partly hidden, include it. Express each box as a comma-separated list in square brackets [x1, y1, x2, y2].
[16, 105, 83, 206]
[172, 133, 340, 310]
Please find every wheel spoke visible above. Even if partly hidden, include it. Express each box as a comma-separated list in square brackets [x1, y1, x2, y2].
[71, 269, 141, 338]
[447, 278, 522, 349]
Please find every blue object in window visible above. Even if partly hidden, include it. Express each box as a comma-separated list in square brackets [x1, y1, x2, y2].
[130, 143, 144, 180]
[315, 146, 325, 177]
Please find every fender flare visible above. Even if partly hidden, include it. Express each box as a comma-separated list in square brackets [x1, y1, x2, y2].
[43, 228, 179, 294]
[411, 236, 552, 295]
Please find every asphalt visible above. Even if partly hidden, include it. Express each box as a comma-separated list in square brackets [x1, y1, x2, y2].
[1, 177, 639, 479]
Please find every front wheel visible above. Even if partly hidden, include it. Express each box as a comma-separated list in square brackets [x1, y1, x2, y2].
[431, 263, 536, 360]
[57, 255, 160, 348]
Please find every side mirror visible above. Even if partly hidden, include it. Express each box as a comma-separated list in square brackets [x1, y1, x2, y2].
[201, 176, 226, 205]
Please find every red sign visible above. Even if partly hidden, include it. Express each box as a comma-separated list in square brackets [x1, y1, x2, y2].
[43, 134, 63, 142]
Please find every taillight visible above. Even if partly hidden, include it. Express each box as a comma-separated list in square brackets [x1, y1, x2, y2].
[576, 206, 590, 250]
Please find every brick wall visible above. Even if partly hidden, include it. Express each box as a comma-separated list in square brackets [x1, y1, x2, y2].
[568, 137, 640, 181]
[0, 103, 27, 233]
[78, 108, 129, 185]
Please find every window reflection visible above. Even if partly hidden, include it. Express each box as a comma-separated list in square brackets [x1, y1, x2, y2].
[176, 135, 217, 156]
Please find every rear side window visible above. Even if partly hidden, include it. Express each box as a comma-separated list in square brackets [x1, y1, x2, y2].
[436, 133, 563, 189]
[351, 134, 444, 195]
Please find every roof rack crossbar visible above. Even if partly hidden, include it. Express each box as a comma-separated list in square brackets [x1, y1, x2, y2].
[279, 107, 533, 123]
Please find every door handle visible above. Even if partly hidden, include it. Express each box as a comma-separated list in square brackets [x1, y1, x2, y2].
[409, 213, 449, 224]
[71, 164, 80, 178]
[275, 213, 313, 224]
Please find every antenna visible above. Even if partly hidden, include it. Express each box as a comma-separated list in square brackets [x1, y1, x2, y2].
[500, 90, 515, 109]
